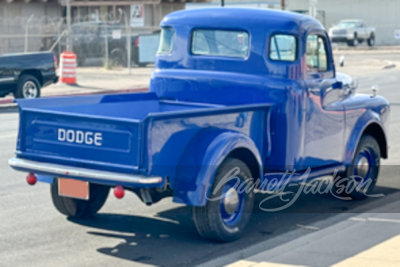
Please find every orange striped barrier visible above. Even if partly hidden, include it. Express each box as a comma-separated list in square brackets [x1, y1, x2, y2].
[60, 52, 77, 84]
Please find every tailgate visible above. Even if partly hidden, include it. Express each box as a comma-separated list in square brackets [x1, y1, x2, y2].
[18, 109, 141, 170]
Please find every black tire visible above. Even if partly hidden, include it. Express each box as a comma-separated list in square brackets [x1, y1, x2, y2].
[51, 179, 109, 218]
[368, 34, 375, 46]
[193, 158, 255, 242]
[347, 34, 359, 47]
[13, 75, 41, 99]
[77, 55, 86, 67]
[333, 135, 380, 200]
[110, 48, 127, 67]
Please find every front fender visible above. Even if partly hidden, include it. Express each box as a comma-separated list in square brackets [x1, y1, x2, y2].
[344, 110, 387, 165]
[173, 129, 262, 206]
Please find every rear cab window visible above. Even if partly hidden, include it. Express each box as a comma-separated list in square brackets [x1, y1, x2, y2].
[191, 29, 249, 58]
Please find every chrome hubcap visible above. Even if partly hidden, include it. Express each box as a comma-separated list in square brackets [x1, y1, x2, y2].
[356, 156, 370, 178]
[223, 187, 240, 215]
[23, 81, 38, 99]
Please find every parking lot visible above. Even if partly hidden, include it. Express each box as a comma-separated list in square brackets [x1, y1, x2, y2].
[0, 50, 399, 267]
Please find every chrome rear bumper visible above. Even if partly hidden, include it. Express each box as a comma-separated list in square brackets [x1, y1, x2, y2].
[8, 157, 162, 185]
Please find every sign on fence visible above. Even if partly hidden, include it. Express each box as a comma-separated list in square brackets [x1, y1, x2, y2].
[112, 30, 121, 39]
[395, 30, 400, 39]
[131, 5, 144, 27]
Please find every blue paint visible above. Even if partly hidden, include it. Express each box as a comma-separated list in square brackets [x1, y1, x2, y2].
[10, 8, 389, 207]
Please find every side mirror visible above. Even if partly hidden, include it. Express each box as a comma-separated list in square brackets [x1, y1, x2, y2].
[339, 55, 345, 67]
[371, 85, 379, 97]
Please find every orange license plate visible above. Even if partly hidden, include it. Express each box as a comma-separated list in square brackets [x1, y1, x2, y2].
[58, 178, 89, 200]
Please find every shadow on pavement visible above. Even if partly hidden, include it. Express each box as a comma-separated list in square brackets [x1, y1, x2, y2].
[0, 106, 18, 113]
[68, 183, 399, 267]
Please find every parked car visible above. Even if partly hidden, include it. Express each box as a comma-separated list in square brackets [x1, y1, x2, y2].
[329, 19, 375, 46]
[9, 8, 389, 242]
[0, 52, 58, 99]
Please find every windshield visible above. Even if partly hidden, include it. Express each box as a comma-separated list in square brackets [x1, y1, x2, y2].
[337, 21, 357, 28]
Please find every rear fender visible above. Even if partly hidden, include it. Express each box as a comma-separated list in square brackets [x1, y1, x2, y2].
[173, 129, 262, 206]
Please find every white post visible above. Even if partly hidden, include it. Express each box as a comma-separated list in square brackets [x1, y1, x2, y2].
[119, 8, 131, 74]
[66, 0, 72, 51]
[309, 0, 318, 18]
[105, 35, 109, 68]
[24, 14, 34, 53]
[127, 11, 131, 75]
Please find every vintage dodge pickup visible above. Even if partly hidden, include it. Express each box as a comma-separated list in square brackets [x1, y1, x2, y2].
[9, 8, 389, 242]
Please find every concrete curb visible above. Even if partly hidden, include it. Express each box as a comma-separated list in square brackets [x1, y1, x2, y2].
[0, 87, 148, 108]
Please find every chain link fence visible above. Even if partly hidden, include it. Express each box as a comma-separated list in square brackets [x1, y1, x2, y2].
[0, 12, 161, 68]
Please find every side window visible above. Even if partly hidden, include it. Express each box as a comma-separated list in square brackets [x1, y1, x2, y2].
[269, 34, 297, 62]
[157, 28, 175, 55]
[306, 35, 328, 73]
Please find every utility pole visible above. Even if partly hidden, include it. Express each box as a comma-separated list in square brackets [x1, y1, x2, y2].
[66, 0, 72, 51]
[119, 8, 131, 74]
[281, 0, 285, 10]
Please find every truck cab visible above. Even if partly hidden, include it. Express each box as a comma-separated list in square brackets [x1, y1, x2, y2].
[9, 8, 389, 242]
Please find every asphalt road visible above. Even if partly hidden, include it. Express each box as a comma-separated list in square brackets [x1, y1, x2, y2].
[1, 52, 399, 267]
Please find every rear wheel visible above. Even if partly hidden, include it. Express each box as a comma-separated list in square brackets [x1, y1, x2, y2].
[333, 135, 380, 200]
[193, 158, 255, 242]
[13, 75, 41, 99]
[51, 179, 109, 218]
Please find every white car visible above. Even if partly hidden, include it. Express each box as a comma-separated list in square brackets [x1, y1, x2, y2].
[329, 19, 375, 47]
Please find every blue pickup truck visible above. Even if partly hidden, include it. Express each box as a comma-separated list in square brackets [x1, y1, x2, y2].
[9, 8, 389, 242]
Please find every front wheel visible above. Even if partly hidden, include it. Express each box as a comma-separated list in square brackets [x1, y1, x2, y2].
[51, 179, 109, 218]
[193, 158, 255, 242]
[347, 34, 359, 47]
[333, 135, 380, 200]
[368, 34, 375, 46]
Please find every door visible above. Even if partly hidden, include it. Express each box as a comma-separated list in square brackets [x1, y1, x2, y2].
[357, 21, 367, 39]
[302, 33, 345, 169]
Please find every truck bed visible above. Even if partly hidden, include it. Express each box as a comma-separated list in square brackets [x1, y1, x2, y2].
[14, 92, 271, 180]
[14, 93, 223, 173]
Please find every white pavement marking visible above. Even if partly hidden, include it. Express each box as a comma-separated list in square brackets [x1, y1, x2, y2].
[367, 217, 400, 224]
[0, 133, 17, 139]
[295, 224, 320, 231]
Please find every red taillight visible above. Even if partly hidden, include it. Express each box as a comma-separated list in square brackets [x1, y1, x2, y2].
[114, 186, 125, 199]
[135, 38, 139, 47]
[26, 173, 37, 186]
[53, 54, 58, 69]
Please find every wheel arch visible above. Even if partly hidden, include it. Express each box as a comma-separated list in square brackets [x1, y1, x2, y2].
[345, 119, 388, 165]
[362, 122, 387, 158]
[19, 69, 43, 86]
[226, 147, 261, 184]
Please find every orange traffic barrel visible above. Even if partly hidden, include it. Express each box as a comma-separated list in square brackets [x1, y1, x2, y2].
[60, 51, 77, 84]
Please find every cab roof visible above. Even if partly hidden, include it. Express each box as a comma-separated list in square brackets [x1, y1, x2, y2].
[161, 8, 324, 32]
